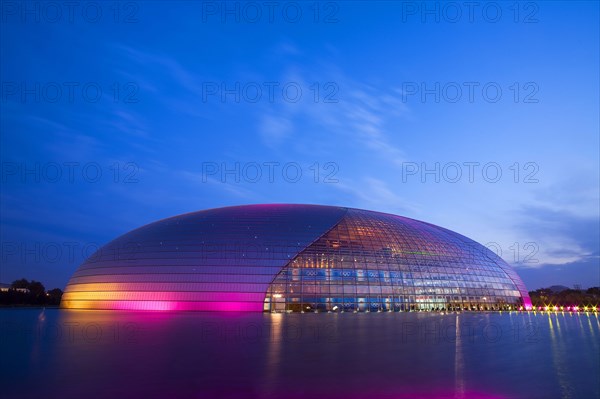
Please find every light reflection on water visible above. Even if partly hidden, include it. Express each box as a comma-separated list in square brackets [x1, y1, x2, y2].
[1, 309, 598, 399]
[454, 316, 465, 399]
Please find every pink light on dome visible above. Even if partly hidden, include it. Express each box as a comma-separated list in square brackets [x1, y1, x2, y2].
[114, 300, 177, 311]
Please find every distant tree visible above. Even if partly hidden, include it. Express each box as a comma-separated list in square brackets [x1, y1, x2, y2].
[587, 287, 600, 295]
[1, 278, 63, 306]
[11, 278, 29, 289]
[529, 286, 600, 307]
[28, 281, 46, 297]
[47, 288, 63, 305]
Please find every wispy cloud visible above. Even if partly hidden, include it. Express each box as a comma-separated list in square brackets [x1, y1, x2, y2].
[105, 110, 150, 138]
[333, 177, 419, 216]
[22, 116, 103, 159]
[514, 205, 599, 268]
[110, 44, 216, 119]
[179, 170, 261, 201]
[114, 44, 204, 92]
[257, 70, 409, 166]
[259, 115, 293, 149]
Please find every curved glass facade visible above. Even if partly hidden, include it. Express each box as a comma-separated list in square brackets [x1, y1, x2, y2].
[61, 204, 532, 311]
[266, 209, 531, 312]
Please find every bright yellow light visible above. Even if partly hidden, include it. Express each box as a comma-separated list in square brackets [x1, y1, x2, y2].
[273, 294, 282, 298]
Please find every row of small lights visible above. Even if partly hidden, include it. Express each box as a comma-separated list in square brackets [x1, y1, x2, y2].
[521, 306, 599, 312]
[273, 309, 600, 314]
[272, 295, 599, 313]
[270, 308, 600, 314]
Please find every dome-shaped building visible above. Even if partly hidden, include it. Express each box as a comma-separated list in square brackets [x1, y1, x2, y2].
[61, 204, 532, 312]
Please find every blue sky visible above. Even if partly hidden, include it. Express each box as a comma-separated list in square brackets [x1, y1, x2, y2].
[1, 1, 598, 290]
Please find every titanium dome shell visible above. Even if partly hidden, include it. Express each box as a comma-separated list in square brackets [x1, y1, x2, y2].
[61, 204, 532, 312]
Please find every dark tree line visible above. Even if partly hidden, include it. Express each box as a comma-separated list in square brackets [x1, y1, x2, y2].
[0, 278, 63, 306]
[529, 287, 600, 308]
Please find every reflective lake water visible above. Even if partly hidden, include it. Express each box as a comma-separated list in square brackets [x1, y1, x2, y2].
[1, 309, 598, 399]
